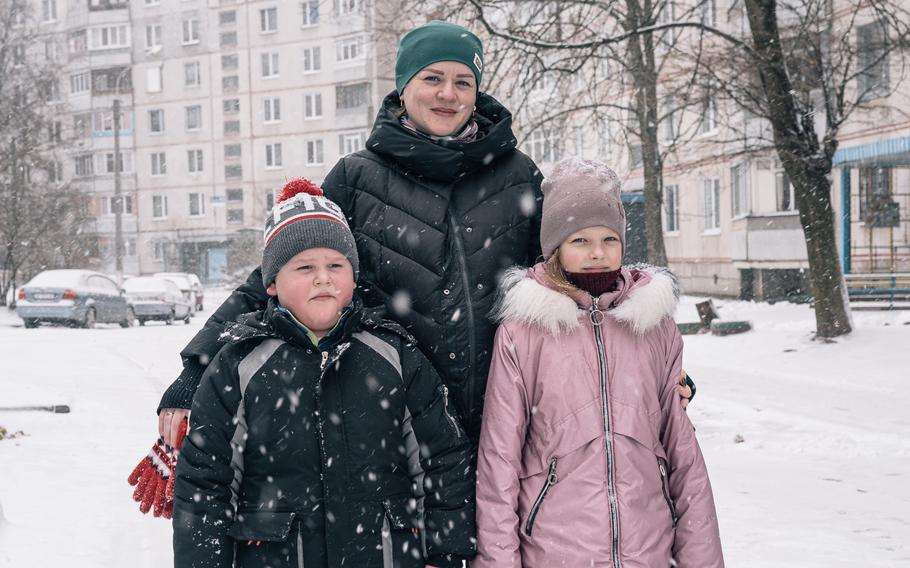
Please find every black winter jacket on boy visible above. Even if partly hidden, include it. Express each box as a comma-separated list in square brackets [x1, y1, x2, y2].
[172, 298, 476, 568]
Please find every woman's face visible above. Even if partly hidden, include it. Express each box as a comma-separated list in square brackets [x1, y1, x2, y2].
[558, 226, 623, 273]
[400, 61, 477, 137]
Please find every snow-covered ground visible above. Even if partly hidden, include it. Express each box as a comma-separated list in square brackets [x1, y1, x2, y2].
[1, 291, 908, 567]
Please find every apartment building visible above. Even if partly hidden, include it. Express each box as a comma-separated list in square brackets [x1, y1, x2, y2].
[40, 0, 395, 282]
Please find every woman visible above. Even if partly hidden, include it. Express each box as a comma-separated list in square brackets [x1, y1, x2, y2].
[156, 21, 692, 445]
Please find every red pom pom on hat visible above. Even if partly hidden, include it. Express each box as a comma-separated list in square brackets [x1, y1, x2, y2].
[276, 178, 323, 203]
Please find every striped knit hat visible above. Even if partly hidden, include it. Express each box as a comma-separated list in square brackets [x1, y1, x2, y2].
[261, 178, 359, 287]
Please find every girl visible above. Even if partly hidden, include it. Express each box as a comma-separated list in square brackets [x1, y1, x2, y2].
[474, 158, 724, 567]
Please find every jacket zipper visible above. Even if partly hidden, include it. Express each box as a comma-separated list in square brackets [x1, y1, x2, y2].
[446, 213, 476, 420]
[591, 297, 621, 567]
[441, 385, 462, 438]
[524, 457, 558, 536]
[313, 344, 349, 545]
[658, 460, 679, 527]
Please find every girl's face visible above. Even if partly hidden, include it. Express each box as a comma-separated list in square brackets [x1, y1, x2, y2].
[400, 61, 477, 137]
[557, 226, 623, 273]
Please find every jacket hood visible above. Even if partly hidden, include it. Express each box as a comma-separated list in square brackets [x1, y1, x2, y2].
[364, 90, 518, 181]
[492, 263, 679, 336]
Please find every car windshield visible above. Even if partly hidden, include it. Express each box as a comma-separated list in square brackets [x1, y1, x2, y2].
[123, 278, 168, 293]
[155, 274, 190, 288]
[26, 270, 86, 287]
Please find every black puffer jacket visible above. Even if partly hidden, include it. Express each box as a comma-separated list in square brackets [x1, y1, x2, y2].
[173, 299, 475, 568]
[160, 91, 543, 439]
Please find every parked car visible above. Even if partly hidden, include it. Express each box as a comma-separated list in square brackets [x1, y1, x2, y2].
[153, 272, 204, 313]
[122, 277, 193, 325]
[16, 269, 135, 329]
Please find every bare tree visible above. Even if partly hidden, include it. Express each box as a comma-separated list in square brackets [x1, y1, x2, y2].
[0, 1, 90, 306]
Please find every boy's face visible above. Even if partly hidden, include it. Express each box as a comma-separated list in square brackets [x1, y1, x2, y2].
[267, 248, 355, 338]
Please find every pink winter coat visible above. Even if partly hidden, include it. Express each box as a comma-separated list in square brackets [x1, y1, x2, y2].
[474, 263, 724, 568]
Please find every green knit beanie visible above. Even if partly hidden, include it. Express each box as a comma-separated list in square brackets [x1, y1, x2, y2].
[395, 21, 484, 94]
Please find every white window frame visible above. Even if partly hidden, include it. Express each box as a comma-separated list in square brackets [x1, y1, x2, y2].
[42, 0, 58, 22]
[703, 178, 721, 232]
[304, 92, 323, 119]
[301, 0, 320, 26]
[101, 152, 133, 175]
[90, 25, 130, 50]
[260, 7, 278, 33]
[339, 131, 366, 156]
[184, 61, 201, 87]
[71, 72, 91, 94]
[185, 105, 202, 131]
[101, 195, 134, 216]
[150, 152, 167, 176]
[731, 163, 749, 218]
[336, 0, 360, 16]
[148, 109, 165, 134]
[775, 170, 796, 212]
[265, 143, 283, 168]
[335, 36, 364, 63]
[182, 17, 200, 45]
[187, 149, 203, 173]
[700, 90, 718, 135]
[145, 24, 162, 50]
[302, 46, 321, 73]
[306, 139, 324, 166]
[146, 66, 162, 93]
[663, 184, 679, 233]
[152, 195, 168, 219]
[263, 97, 281, 123]
[261, 52, 280, 78]
[188, 192, 206, 217]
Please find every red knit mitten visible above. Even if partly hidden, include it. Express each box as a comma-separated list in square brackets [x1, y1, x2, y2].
[127, 419, 187, 519]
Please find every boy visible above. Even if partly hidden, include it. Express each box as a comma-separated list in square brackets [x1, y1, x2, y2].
[172, 179, 475, 568]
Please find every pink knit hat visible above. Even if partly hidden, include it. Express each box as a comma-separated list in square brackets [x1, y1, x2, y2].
[540, 158, 626, 258]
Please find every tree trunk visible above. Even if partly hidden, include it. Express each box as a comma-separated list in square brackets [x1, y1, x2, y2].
[744, 0, 852, 338]
[626, 0, 669, 266]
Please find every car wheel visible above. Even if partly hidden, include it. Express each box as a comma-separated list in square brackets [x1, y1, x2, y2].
[184, 311, 192, 324]
[23, 319, 38, 329]
[120, 307, 135, 328]
[138, 318, 146, 326]
[82, 308, 96, 329]
[165, 311, 174, 326]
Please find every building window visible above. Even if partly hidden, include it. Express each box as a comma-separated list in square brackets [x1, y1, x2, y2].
[220, 31, 237, 47]
[858, 166, 891, 220]
[145, 0, 160, 6]
[145, 24, 162, 50]
[527, 129, 561, 164]
[662, 97, 676, 142]
[45, 39, 58, 61]
[261, 52, 279, 78]
[74, 154, 94, 177]
[42, 0, 58, 21]
[775, 170, 796, 212]
[152, 195, 168, 219]
[182, 17, 200, 45]
[857, 21, 890, 98]
[146, 66, 162, 92]
[700, 89, 717, 134]
[700, 0, 716, 26]
[225, 164, 243, 179]
[335, 0, 360, 16]
[224, 144, 242, 159]
[73, 114, 91, 138]
[629, 144, 643, 169]
[223, 99, 240, 114]
[260, 7, 277, 33]
[336, 82, 369, 111]
[338, 132, 366, 156]
[184, 61, 201, 86]
[188, 149, 203, 173]
[227, 209, 244, 224]
[301, 0, 319, 26]
[185, 105, 202, 131]
[335, 37, 363, 63]
[189, 193, 206, 217]
[222, 76, 239, 92]
[48, 121, 62, 143]
[304, 92, 323, 118]
[703, 178, 721, 231]
[226, 188, 243, 202]
[306, 140, 324, 165]
[263, 97, 281, 122]
[153, 241, 165, 261]
[265, 143, 283, 168]
[150, 152, 167, 176]
[102, 152, 132, 174]
[221, 54, 238, 70]
[731, 163, 749, 217]
[90, 25, 129, 50]
[148, 109, 164, 133]
[224, 120, 241, 135]
[664, 185, 679, 232]
[71, 72, 91, 94]
[219, 10, 236, 25]
[302, 46, 321, 72]
[101, 196, 133, 216]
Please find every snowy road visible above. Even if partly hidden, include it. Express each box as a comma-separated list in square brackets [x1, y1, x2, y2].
[1, 291, 909, 567]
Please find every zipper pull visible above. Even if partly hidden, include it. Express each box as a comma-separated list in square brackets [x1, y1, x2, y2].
[547, 457, 559, 485]
[589, 296, 605, 326]
[320, 351, 329, 370]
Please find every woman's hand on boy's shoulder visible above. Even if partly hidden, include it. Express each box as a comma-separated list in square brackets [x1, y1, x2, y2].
[678, 369, 694, 410]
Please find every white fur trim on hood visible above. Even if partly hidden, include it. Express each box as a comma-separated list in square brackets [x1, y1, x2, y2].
[492, 264, 679, 336]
